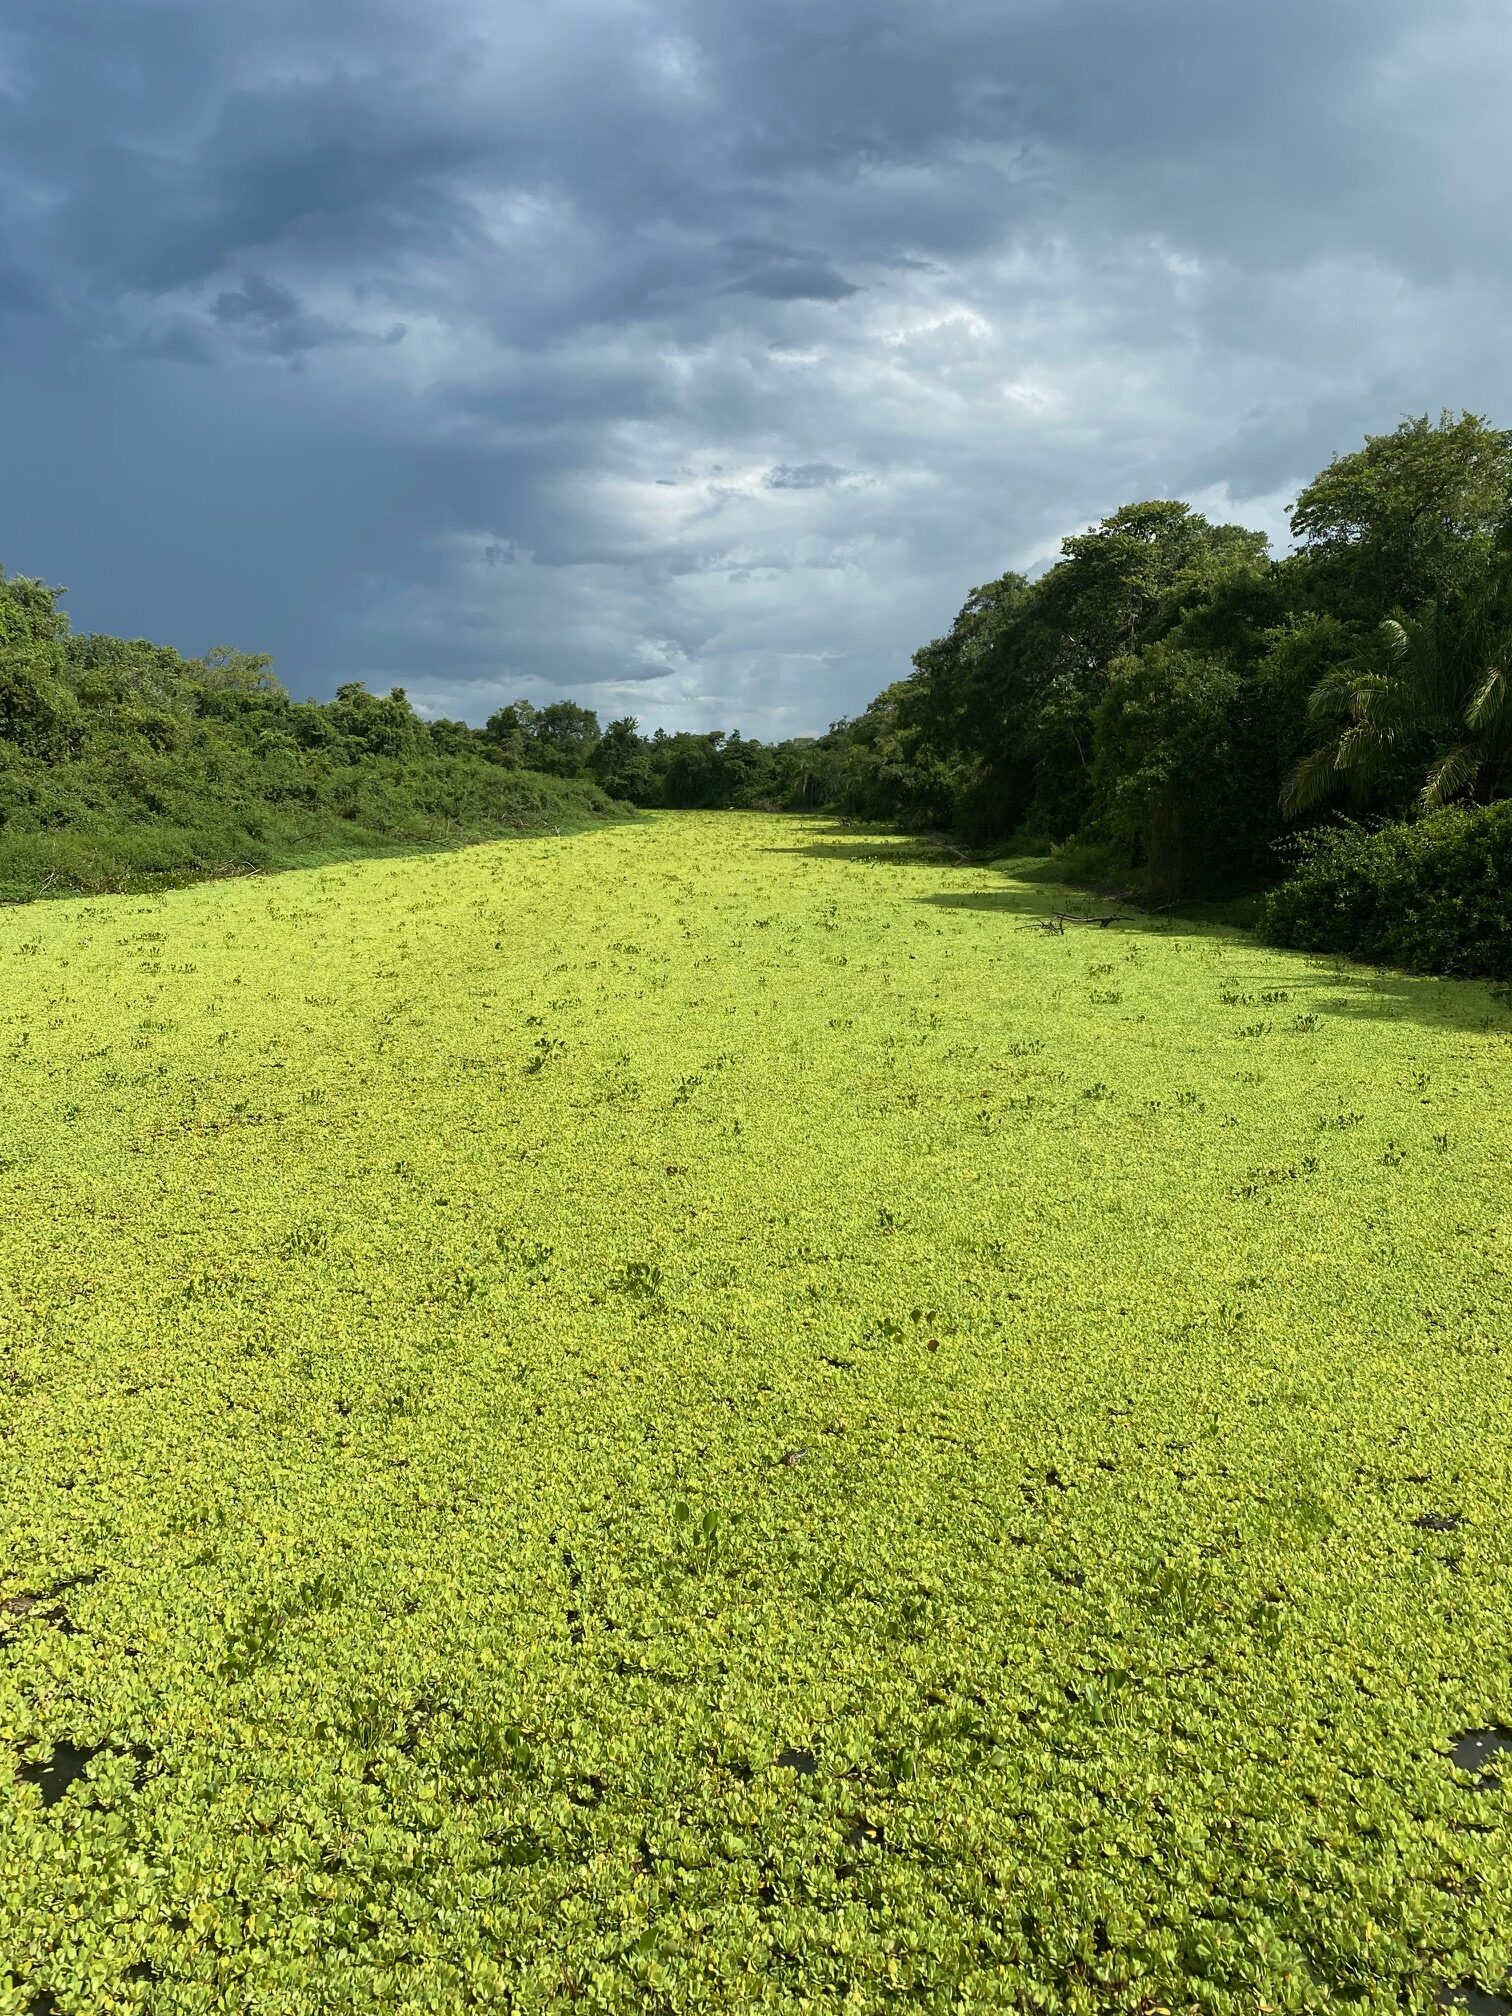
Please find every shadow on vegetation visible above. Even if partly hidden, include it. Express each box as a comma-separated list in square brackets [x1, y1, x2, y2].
[1, 812, 636, 909]
[781, 823, 1512, 1040]
[763, 826, 971, 870]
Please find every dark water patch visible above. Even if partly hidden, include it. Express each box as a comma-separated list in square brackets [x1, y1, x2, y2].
[776, 1747, 817, 1775]
[1, 1567, 102, 1637]
[1437, 1982, 1512, 2013]
[17, 1740, 103, 1808]
[0, 1595, 78, 1636]
[15, 1736, 153, 1808]
[1417, 1512, 1465, 1534]
[777, 1449, 807, 1468]
[847, 1817, 885, 1850]
[1451, 1727, 1512, 1789]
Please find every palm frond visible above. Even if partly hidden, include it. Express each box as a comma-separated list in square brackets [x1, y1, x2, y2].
[1466, 660, 1509, 729]
[1421, 743, 1482, 810]
[1334, 721, 1394, 774]
[1282, 742, 1348, 813]
[1377, 616, 1411, 662]
[1292, 595, 1512, 815]
[1304, 669, 1360, 726]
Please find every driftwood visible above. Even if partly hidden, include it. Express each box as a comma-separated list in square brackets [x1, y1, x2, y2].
[1020, 910, 1139, 934]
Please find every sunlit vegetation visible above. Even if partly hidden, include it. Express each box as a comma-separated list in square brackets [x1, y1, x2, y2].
[0, 579, 625, 904]
[3, 814, 1510, 2011]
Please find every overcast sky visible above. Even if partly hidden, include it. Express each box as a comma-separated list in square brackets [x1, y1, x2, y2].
[3, 0, 1509, 735]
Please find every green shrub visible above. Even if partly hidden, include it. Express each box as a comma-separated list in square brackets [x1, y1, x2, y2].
[1259, 801, 1512, 978]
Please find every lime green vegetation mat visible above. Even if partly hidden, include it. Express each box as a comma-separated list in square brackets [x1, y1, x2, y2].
[3, 814, 1511, 2014]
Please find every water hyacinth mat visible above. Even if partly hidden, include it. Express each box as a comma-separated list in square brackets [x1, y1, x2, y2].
[2, 812, 1510, 2013]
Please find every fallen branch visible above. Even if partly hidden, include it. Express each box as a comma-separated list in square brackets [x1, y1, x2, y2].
[1022, 910, 1140, 933]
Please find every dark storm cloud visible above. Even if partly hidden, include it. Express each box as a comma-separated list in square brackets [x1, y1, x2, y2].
[2, 0, 1509, 733]
[731, 265, 861, 303]
[208, 274, 407, 358]
[765, 465, 848, 491]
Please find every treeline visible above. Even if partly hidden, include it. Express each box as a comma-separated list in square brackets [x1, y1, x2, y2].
[0, 578, 624, 900]
[454, 411, 1512, 976]
[474, 699, 833, 813]
[6, 410, 1511, 973]
[826, 411, 1512, 903]
[459, 413, 1512, 918]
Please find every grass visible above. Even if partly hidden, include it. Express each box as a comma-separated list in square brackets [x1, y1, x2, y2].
[2, 811, 1510, 2014]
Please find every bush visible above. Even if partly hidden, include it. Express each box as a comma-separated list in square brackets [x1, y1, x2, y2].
[0, 570, 634, 902]
[1258, 802, 1512, 979]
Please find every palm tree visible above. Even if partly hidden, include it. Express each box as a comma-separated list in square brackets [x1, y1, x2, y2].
[1283, 562, 1512, 815]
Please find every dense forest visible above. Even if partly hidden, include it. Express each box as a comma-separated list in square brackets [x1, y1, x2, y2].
[4, 411, 1511, 973]
[827, 410, 1512, 889]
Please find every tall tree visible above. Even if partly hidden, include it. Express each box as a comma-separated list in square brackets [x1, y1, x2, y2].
[590, 716, 656, 800]
[529, 700, 601, 776]
[1284, 537, 1512, 814]
[1023, 503, 1268, 838]
[0, 568, 81, 759]
[1289, 410, 1512, 620]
